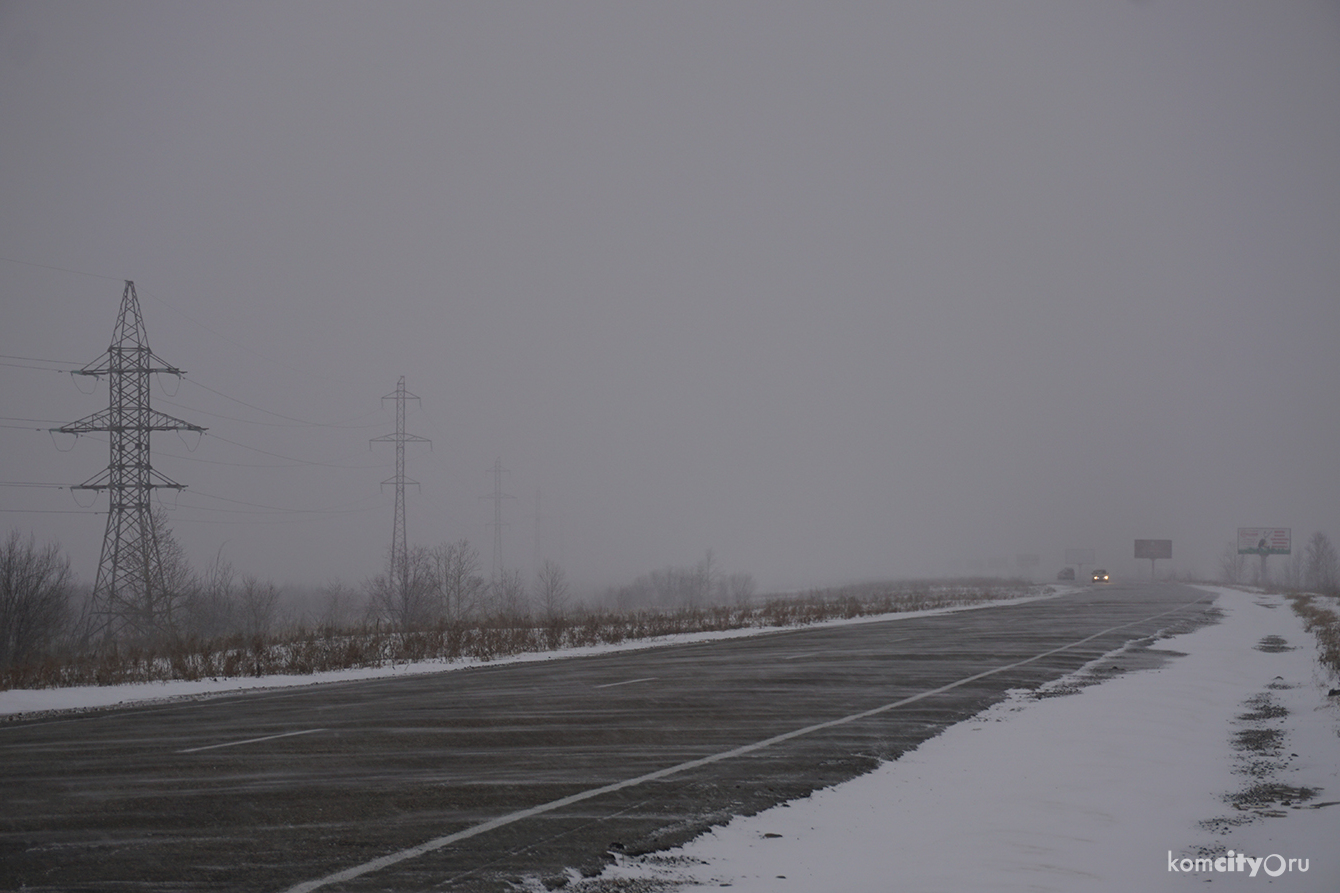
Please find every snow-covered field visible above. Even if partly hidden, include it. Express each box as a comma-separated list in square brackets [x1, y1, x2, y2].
[580, 586, 1340, 892]
[2, 586, 1336, 891]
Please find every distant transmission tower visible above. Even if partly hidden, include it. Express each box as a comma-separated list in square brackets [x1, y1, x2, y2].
[371, 376, 429, 601]
[55, 281, 205, 642]
[532, 486, 543, 583]
[483, 458, 514, 587]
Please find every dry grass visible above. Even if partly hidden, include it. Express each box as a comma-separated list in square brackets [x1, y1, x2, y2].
[1285, 592, 1340, 680]
[0, 579, 1037, 691]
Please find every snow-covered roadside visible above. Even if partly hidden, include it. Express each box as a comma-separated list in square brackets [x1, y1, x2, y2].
[580, 586, 1340, 892]
[0, 588, 1074, 719]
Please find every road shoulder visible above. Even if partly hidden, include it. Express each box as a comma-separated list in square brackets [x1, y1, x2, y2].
[578, 586, 1340, 892]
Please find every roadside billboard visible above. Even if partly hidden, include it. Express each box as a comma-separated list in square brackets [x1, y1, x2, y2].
[1237, 528, 1291, 555]
[1065, 548, 1095, 566]
[1134, 540, 1172, 560]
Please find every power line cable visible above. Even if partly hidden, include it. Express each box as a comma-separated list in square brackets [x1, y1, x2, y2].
[157, 396, 386, 430]
[165, 512, 375, 527]
[0, 360, 72, 372]
[197, 431, 390, 469]
[0, 353, 81, 365]
[153, 448, 389, 470]
[2, 422, 60, 431]
[0, 508, 101, 515]
[0, 255, 126, 282]
[162, 383, 388, 429]
[135, 285, 367, 390]
[182, 487, 385, 515]
[0, 257, 358, 388]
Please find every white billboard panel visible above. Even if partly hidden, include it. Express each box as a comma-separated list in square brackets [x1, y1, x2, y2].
[1237, 528, 1291, 555]
[1065, 548, 1095, 566]
[1134, 539, 1172, 560]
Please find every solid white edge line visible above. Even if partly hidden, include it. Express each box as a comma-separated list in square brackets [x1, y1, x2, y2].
[280, 593, 1213, 893]
[178, 728, 326, 754]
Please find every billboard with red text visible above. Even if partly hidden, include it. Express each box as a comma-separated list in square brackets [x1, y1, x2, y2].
[1237, 528, 1291, 555]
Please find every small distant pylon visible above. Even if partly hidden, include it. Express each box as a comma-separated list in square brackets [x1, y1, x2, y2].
[482, 458, 514, 587]
[371, 376, 429, 602]
[55, 281, 205, 642]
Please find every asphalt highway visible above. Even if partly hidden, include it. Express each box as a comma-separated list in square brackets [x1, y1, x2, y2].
[0, 581, 1217, 892]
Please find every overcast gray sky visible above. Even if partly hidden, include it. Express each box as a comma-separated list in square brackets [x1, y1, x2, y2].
[3, 1, 1338, 594]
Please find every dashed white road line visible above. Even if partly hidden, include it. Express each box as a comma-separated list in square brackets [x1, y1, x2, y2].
[594, 677, 658, 689]
[783, 637, 910, 659]
[178, 728, 326, 754]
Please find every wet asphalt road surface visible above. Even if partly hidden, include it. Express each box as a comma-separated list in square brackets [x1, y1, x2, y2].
[0, 582, 1218, 892]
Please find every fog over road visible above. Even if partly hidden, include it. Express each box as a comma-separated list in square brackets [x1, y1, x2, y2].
[1, 583, 1216, 892]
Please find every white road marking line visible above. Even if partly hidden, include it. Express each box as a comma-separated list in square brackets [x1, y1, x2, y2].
[594, 677, 658, 688]
[784, 637, 910, 659]
[178, 728, 326, 754]
[280, 595, 1211, 893]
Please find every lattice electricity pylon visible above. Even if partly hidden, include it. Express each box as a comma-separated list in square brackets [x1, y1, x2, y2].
[370, 376, 429, 602]
[55, 281, 205, 642]
[482, 457, 514, 587]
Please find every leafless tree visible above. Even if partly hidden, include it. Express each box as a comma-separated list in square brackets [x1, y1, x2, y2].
[726, 572, 756, 607]
[366, 545, 438, 634]
[239, 576, 281, 638]
[0, 531, 74, 670]
[1305, 531, 1338, 595]
[610, 577, 651, 611]
[693, 549, 717, 607]
[489, 568, 529, 620]
[135, 506, 196, 643]
[432, 540, 485, 622]
[1219, 542, 1246, 585]
[317, 579, 362, 630]
[535, 559, 569, 620]
[1282, 549, 1306, 592]
[188, 547, 237, 638]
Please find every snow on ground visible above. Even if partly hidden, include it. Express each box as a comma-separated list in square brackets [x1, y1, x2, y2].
[579, 586, 1340, 892]
[0, 588, 1072, 718]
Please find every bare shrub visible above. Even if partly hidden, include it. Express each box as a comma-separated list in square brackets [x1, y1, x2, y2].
[6, 575, 1038, 691]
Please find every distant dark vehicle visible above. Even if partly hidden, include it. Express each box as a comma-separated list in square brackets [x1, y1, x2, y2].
[1091, 569, 1110, 583]
[1056, 567, 1075, 581]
